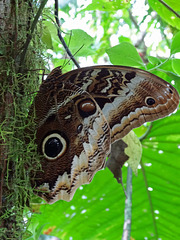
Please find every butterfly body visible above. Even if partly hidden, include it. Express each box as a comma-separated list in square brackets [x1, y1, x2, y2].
[29, 65, 179, 203]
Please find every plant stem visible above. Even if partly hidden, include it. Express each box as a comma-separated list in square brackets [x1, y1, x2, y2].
[139, 123, 152, 142]
[54, 0, 80, 69]
[122, 166, 132, 240]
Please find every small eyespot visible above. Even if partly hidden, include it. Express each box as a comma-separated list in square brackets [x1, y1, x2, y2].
[42, 133, 67, 160]
[78, 99, 96, 118]
[168, 88, 173, 94]
[77, 124, 83, 133]
[145, 97, 156, 106]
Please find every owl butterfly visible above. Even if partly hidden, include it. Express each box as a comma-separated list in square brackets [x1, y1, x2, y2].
[29, 65, 179, 204]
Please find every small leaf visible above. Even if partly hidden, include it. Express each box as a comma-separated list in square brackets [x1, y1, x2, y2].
[41, 26, 53, 50]
[106, 42, 145, 68]
[123, 131, 142, 175]
[107, 131, 142, 179]
[26, 221, 47, 240]
[171, 31, 180, 54]
[148, 56, 161, 66]
[43, 21, 59, 41]
[118, 36, 132, 43]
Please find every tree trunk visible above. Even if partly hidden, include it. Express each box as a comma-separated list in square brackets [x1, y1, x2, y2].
[0, 1, 44, 238]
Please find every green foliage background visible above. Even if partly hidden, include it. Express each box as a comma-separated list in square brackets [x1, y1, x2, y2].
[25, 1, 180, 240]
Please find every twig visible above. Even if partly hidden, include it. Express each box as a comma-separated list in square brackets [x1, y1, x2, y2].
[19, 0, 48, 72]
[128, 9, 139, 30]
[54, 0, 80, 69]
[122, 166, 132, 240]
[158, 0, 180, 18]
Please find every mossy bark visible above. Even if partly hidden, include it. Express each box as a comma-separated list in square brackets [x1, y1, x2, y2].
[0, 1, 44, 238]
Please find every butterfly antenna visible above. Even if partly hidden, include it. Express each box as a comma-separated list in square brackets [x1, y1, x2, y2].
[61, 30, 72, 70]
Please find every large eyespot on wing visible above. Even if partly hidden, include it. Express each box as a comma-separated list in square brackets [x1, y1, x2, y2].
[42, 133, 67, 160]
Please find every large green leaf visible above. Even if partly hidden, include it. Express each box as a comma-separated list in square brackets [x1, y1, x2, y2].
[28, 110, 180, 240]
[29, 168, 126, 240]
[131, 110, 180, 239]
[148, 0, 180, 30]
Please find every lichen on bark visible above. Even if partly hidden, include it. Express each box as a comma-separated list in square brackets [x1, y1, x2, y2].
[0, 1, 45, 238]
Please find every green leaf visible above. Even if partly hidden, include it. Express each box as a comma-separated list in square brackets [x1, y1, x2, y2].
[172, 58, 180, 75]
[118, 36, 132, 43]
[163, 0, 180, 10]
[64, 29, 94, 57]
[171, 31, 180, 54]
[25, 219, 47, 240]
[164, 70, 180, 93]
[147, 57, 180, 93]
[42, 21, 59, 42]
[28, 168, 127, 240]
[136, 110, 180, 239]
[41, 26, 53, 50]
[81, 0, 130, 11]
[148, 56, 162, 66]
[148, 0, 180, 30]
[133, 124, 150, 138]
[106, 42, 145, 68]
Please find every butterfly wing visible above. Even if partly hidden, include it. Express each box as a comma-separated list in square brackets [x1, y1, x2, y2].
[31, 82, 111, 203]
[30, 65, 179, 203]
